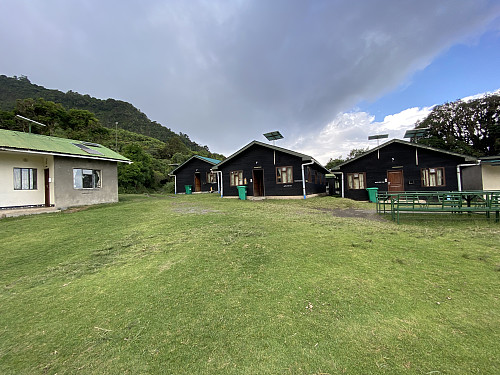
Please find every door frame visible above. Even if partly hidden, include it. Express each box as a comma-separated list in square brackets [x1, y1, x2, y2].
[387, 169, 404, 192]
[194, 172, 202, 192]
[252, 169, 265, 197]
[44, 168, 50, 207]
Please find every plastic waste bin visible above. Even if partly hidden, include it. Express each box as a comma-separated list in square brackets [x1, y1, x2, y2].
[185, 185, 192, 195]
[366, 187, 378, 203]
[236, 185, 247, 200]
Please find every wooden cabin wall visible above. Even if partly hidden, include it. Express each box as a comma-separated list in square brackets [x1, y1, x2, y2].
[218, 144, 326, 197]
[174, 159, 217, 193]
[339, 143, 468, 200]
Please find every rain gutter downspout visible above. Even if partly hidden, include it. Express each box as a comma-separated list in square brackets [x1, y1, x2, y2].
[456, 162, 479, 191]
[301, 161, 314, 199]
[168, 174, 177, 194]
[217, 171, 223, 197]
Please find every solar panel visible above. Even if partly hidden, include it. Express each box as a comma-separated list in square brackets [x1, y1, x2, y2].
[82, 142, 102, 147]
[72, 143, 104, 155]
[404, 128, 429, 139]
[263, 131, 284, 141]
[368, 134, 388, 140]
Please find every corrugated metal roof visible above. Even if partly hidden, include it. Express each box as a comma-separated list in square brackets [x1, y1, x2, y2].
[0, 129, 131, 163]
[196, 155, 221, 165]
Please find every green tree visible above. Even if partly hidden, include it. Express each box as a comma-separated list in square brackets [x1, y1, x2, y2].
[325, 157, 345, 169]
[118, 143, 155, 192]
[416, 94, 500, 156]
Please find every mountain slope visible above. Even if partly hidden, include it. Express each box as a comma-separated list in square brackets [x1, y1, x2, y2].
[0, 75, 206, 152]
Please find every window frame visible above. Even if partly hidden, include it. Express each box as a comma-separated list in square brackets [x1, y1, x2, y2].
[206, 171, 217, 184]
[347, 172, 366, 190]
[73, 168, 102, 189]
[13, 167, 37, 190]
[276, 166, 293, 184]
[421, 167, 446, 187]
[230, 170, 244, 186]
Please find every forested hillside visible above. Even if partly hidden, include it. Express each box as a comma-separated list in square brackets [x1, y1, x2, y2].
[0, 75, 208, 152]
[0, 75, 224, 193]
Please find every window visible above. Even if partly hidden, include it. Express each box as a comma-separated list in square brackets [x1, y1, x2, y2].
[13, 168, 37, 190]
[207, 172, 217, 184]
[230, 170, 243, 186]
[73, 169, 101, 189]
[276, 166, 293, 184]
[307, 167, 312, 182]
[347, 172, 366, 189]
[421, 167, 445, 187]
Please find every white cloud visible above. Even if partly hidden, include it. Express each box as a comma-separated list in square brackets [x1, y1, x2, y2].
[287, 106, 433, 165]
[0, 0, 499, 157]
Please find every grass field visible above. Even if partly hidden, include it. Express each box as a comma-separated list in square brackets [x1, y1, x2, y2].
[1, 194, 499, 374]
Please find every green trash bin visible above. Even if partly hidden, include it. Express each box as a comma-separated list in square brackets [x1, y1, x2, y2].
[185, 185, 192, 195]
[236, 185, 247, 200]
[366, 187, 378, 203]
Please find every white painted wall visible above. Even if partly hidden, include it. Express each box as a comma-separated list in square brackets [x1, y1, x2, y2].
[0, 151, 54, 208]
[482, 165, 500, 190]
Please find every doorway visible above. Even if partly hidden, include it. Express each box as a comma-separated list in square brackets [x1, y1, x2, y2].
[194, 173, 201, 192]
[253, 169, 265, 197]
[44, 168, 50, 207]
[387, 170, 404, 192]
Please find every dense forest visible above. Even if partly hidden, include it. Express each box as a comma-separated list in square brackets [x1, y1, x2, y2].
[415, 93, 500, 157]
[0, 75, 225, 193]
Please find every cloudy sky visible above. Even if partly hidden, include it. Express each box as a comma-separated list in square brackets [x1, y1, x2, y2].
[1, 0, 500, 163]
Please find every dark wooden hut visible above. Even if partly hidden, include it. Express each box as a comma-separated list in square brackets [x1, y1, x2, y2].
[169, 155, 221, 194]
[333, 139, 477, 200]
[211, 140, 328, 198]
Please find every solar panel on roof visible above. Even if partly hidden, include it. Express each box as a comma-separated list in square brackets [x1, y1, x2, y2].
[263, 131, 284, 141]
[404, 128, 429, 138]
[82, 142, 102, 147]
[72, 143, 104, 155]
[368, 134, 388, 140]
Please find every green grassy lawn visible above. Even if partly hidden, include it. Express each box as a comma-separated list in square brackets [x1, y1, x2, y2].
[1, 194, 499, 374]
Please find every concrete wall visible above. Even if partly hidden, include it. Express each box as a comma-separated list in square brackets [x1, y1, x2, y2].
[0, 151, 54, 208]
[53, 156, 118, 208]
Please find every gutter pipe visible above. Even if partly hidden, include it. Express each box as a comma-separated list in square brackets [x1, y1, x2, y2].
[301, 161, 314, 199]
[168, 174, 177, 194]
[217, 171, 223, 197]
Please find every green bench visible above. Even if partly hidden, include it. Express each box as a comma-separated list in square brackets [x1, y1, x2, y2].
[376, 191, 500, 224]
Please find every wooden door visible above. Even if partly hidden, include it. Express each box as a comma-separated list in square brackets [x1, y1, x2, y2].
[253, 169, 264, 197]
[387, 170, 404, 192]
[44, 168, 50, 207]
[194, 173, 201, 192]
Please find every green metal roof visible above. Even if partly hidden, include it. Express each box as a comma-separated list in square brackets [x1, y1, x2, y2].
[0, 129, 131, 163]
[196, 155, 221, 165]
